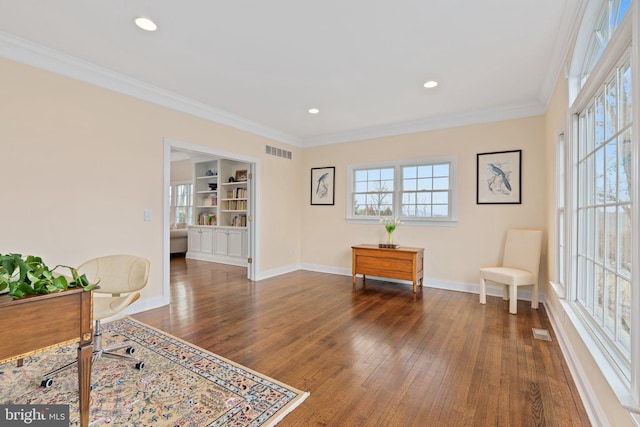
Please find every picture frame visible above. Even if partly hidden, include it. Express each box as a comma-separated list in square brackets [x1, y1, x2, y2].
[476, 150, 522, 204]
[311, 166, 335, 205]
[234, 169, 248, 182]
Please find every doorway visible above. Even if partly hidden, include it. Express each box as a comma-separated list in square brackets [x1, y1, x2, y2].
[163, 139, 258, 305]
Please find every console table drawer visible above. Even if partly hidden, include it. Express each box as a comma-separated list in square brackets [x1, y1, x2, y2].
[356, 256, 413, 274]
[352, 244, 424, 293]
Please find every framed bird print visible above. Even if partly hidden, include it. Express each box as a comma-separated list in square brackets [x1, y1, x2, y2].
[311, 166, 335, 205]
[476, 150, 521, 204]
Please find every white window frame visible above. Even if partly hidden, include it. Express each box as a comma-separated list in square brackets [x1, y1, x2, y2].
[346, 156, 458, 226]
[170, 181, 193, 225]
[562, 0, 639, 412]
[553, 133, 567, 298]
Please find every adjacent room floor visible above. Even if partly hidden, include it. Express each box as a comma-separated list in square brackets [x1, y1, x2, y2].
[132, 257, 590, 426]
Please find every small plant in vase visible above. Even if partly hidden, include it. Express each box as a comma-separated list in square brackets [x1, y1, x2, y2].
[379, 217, 402, 248]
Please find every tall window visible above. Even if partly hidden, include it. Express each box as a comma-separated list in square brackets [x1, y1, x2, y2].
[576, 57, 633, 372]
[348, 157, 457, 223]
[564, 0, 635, 395]
[170, 183, 193, 224]
[579, 0, 632, 88]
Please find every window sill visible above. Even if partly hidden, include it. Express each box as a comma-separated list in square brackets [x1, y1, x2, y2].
[560, 299, 640, 415]
[549, 280, 566, 299]
[346, 218, 458, 227]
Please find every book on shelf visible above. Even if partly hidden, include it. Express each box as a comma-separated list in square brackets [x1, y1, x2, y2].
[226, 200, 247, 210]
[231, 214, 247, 227]
[226, 188, 247, 199]
[200, 195, 217, 207]
[198, 213, 216, 226]
[234, 188, 247, 198]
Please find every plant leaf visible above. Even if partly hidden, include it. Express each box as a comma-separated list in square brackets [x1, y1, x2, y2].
[54, 275, 69, 289]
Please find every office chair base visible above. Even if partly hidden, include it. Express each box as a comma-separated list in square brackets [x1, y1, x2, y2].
[41, 349, 144, 387]
[41, 334, 144, 388]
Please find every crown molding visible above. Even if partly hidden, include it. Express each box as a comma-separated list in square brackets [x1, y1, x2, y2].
[1, 30, 549, 149]
[301, 102, 546, 147]
[539, 0, 587, 109]
[0, 31, 302, 147]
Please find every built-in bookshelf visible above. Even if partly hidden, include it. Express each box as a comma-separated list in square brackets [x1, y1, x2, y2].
[187, 158, 249, 267]
[220, 181, 248, 228]
[194, 160, 218, 226]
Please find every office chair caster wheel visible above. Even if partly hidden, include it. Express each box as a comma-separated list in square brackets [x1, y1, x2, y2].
[41, 378, 53, 388]
[126, 347, 135, 355]
[135, 361, 145, 370]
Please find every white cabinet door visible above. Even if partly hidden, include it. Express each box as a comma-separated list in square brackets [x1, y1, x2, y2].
[213, 228, 245, 258]
[188, 228, 202, 252]
[188, 227, 214, 254]
[200, 228, 214, 254]
[227, 229, 244, 258]
[214, 229, 228, 256]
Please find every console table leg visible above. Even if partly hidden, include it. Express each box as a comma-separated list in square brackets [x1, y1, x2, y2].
[77, 344, 92, 427]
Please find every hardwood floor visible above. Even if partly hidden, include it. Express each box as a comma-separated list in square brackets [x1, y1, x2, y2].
[133, 257, 590, 427]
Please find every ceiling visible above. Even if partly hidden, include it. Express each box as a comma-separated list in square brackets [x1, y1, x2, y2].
[0, 1, 582, 147]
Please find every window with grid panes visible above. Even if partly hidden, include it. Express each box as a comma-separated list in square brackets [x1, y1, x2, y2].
[402, 164, 450, 218]
[575, 57, 633, 372]
[170, 183, 193, 224]
[348, 158, 456, 223]
[352, 167, 394, 217]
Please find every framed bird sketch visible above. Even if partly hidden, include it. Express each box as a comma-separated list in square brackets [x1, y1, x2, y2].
[311, 166, 335, 205]
[476, 150, 521, 204]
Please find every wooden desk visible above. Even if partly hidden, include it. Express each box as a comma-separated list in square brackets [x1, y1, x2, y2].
[352, 244, 424, 293]
[0, 288, 93, 427]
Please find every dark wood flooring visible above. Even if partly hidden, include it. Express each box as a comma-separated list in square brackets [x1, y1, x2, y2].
[132, 257, 590, 426]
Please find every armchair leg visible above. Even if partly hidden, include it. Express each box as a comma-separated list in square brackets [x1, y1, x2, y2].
[532, 282, 539, 309]
[509, 285, 518, 314]
[479, 278, 487, 304]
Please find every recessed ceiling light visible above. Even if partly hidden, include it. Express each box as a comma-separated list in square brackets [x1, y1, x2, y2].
[308, 108, 320, 114]
[135, 17, 158, 32]
[423, 80, 438, 89]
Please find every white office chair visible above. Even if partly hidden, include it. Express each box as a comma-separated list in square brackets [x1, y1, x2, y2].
[479, 229, 542, 315]
[42, 255, 150, 386]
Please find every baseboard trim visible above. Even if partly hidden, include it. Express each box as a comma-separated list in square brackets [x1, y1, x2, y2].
[545, 301, 605, 426]
[297, 263, 544, 303]
[255, 263, 302, 281]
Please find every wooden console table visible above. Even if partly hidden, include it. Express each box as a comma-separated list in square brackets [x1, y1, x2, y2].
[352, 244, 424, 293]
[0, 288, 93, 427]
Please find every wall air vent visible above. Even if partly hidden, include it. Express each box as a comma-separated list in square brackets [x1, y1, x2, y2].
[265, 145, 292, 160]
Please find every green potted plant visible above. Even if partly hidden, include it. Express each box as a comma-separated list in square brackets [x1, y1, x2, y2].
[0, 253, 98, 299]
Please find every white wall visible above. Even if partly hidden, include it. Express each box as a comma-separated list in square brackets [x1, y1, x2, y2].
[0, 57, 303, 308]
[300, 117, 548, 294]
[170, 159, 192, 182]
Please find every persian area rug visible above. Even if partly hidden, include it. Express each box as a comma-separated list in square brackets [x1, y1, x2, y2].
[0, 317, 309, 426]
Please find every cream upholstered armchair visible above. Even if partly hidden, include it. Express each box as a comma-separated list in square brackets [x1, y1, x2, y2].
[42, 255, 150, 386]
[479, 229, 542, 315]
